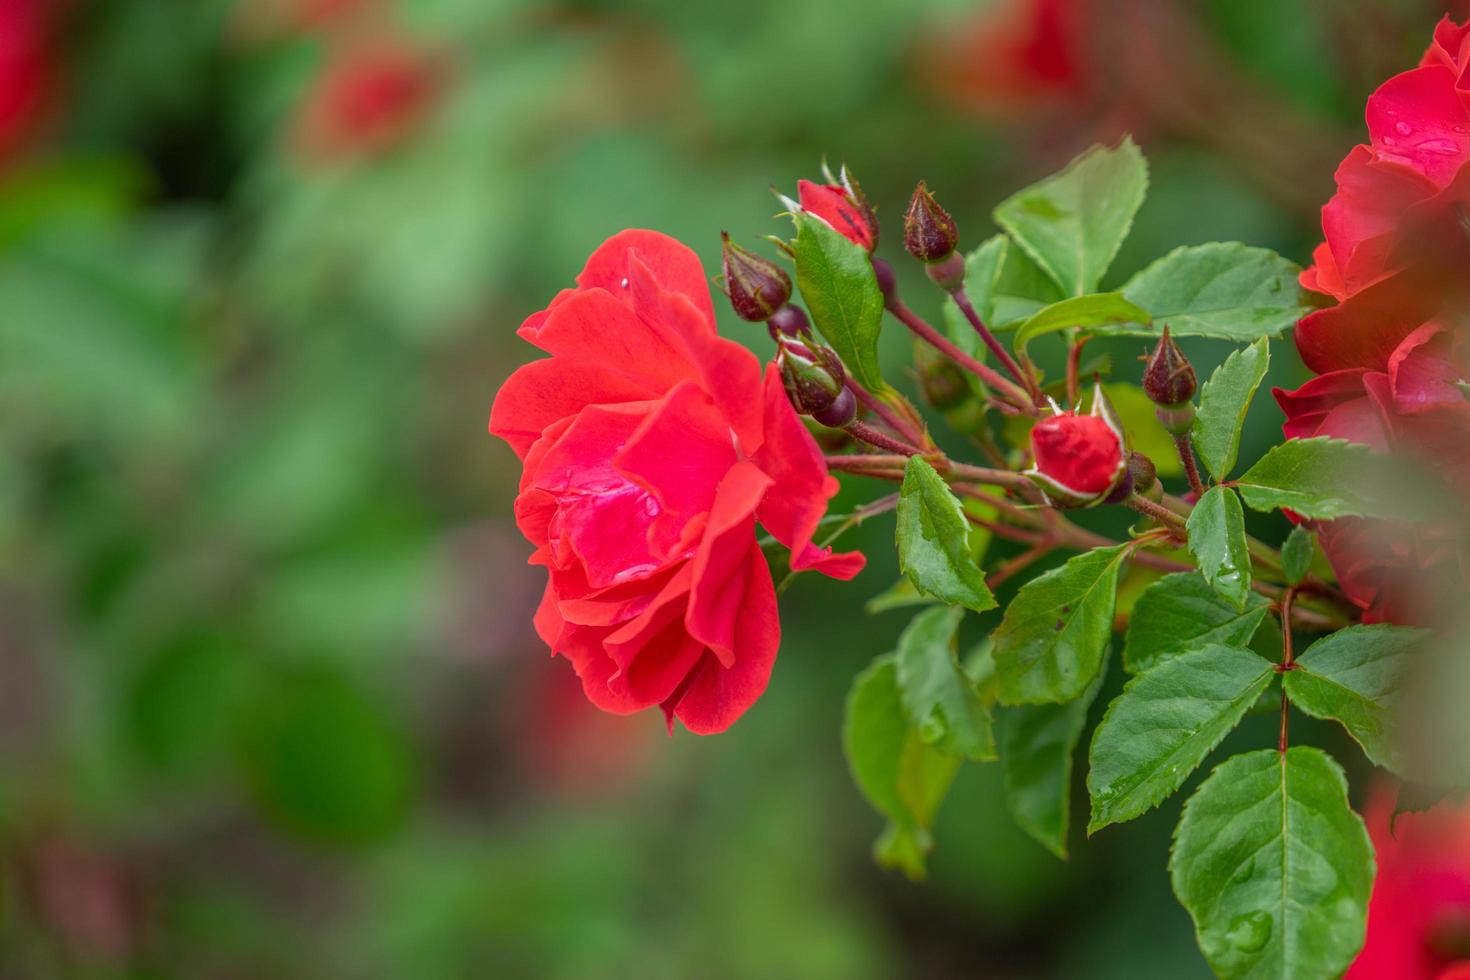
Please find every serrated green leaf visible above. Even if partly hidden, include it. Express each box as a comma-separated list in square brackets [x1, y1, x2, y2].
[1192, 338, 1271, 481]
[1170, 747, 1373, 980]
[865, 577, 937, 615]
[1233, 438, 1381, 519]
[993, 138, 1147, 297]
[1124, 572, 1270, 674]
[1116, 243, 1308, 341]
[843, 655, 961, 880]
[789, 211, 885, 391]
[994, 544, 1128, 704]
[1281, 526, 1313, 587]
[896, 457, 996, 613]
[990, 235, 1068, 327]
[996, 666, 1105, 859]
[1010, 292, 1152, 360]
[896, 606, 995, 761]
[1087, 645, 1274, 832]
[1186, 487, 1252, 611]
[1283, 624, 1427, 774]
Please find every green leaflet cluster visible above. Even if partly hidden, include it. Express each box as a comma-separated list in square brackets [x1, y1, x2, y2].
[818, 140, 1440, 979]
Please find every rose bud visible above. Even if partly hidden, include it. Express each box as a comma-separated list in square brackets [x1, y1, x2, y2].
[914, 339, 970, 411]
[1125, 450, 1158, 497]
[1025, 383, 1127, 507]
[719, 232, 791, 322]
[767, 304, 810, 339]
[782, 163, 879, 251]
[778, 340, 846, 417]
[904, 181, 960, 263]
[1143, 326, 1197, 434]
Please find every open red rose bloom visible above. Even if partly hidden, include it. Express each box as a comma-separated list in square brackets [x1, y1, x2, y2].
[490, 230, 863, 734]
[1276, 15, 1470, 624]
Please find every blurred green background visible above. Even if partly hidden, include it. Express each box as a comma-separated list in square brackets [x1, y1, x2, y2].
[0, 0, 1458, 976]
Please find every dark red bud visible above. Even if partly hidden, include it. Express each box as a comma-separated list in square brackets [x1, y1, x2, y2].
[1142, 325, 1197, 407]
[904, 181, 959, 263]
[812, 386, 857, 427]
[778, 341, 846, 417]
[767, 304, 810, 339]
[1125, 451, 1157, 496]
[720, 232, 791, 322]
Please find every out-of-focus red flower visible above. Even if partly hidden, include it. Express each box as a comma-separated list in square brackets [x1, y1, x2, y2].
[513, 653, 654, 798]
[1277, 17, 1470, 624]
[293, 38, 443, 164]
[1026, 406, 1125, 504]
[794, 178, 878, 252]
[1347, 787, 1470, 979]
[0, 0, 55, 162]
[919, 0, 1089, 116]
[489, 230, 864, 735]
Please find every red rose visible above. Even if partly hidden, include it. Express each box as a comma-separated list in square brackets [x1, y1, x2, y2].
[293, 38, 443, 163]
[919, 0, 1089, 116]
[1347, 786, 1470, 980]
[0, 0, 54, 162]
[490, 230, 864, 734]
[1025, 403, 1124, 505]
[794, 178, 878, 251]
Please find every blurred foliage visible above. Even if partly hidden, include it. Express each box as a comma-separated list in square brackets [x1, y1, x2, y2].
[0, 0, 1447, 976]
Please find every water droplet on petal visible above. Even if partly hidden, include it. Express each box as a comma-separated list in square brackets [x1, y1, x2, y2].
[1395, 120, 1413, 136]
[1418, 138, 1460, 155]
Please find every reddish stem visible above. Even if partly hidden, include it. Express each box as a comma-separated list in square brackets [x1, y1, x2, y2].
[885, 297, 1037, 413]
[844, 420, 924, 457]
[1174, 433, 1208, 498]
[950, 285, 1041, 404]
[845, 377, 927, 448]
[1278, 587, 1297, 754]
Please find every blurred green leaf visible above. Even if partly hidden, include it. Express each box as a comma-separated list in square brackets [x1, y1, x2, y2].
[993, 138, 1148, 296]
[896, 606, 995, 761]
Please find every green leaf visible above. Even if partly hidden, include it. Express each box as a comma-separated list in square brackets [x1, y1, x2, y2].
[1117, 243, 1308, 341]
[865, 577, 937, 615]
[1010, 292, 1152, 360]
[789, 211, 885, 391]
[1170, 747, 1373, 980]
[990, 235, 1068, 327]
[1233, 438, 1381, 519]
[1192, 338, 1271, 481]
[1124, 572, 1271, 674]
[996, 667, 1105, 859]
[1087, 645, 1275, 832]
[1096, 382, 1182, 477]
[1186, 487, 1253, 611]
[1283, 625, 1427, 773]
[993, 137, 1148, 296]
[896, 457, 997, 613]
[1281, 526, 1313, 587]
[994, 544, 1129, 704]
[896, 606, 996, 761]
[843, 655, 961, 879]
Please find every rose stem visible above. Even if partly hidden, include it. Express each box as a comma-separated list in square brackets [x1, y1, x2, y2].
[1173, 433, 1208, 498]
[1066, 334, 1090, 406]
[844, 377, 928, 448]
[843, 420, 926, 458]
[949, 285, 1042, 404]
[1278, 587, 1297, 754]
[883, 296, 1037, 413]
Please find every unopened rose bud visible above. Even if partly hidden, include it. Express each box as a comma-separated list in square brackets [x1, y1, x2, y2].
[778, 341, 846, 418]
[904, 181, 959, 263]
[1126, 451, 1157, 496]
[767, 304, 811, 340]
[1025, 387, 1127, 507]
[788, 164, 879, 251]
[812, 386, 857, 428]
[914, 340, 969, 410]
[1143, 326, 1197, 406]
[719, 232, 791, 322]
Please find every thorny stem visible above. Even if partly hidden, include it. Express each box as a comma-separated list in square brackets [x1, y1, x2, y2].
[884, 296, 1037, 413]
[1123, 493, 1189, 537]
[845, 377, 928, 449]
[1174, 433, 1208, 498]
[1278, 587, 1298, 754]
[844, 420, 925, 458]
[949, 285, 1042, 405]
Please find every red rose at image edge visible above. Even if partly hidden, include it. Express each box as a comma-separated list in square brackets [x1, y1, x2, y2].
[1346, 786, 1470, 980]
[0, 0, 55, 161]
[1029, 412, 1122, 496]
[489, 230, 864, 735]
